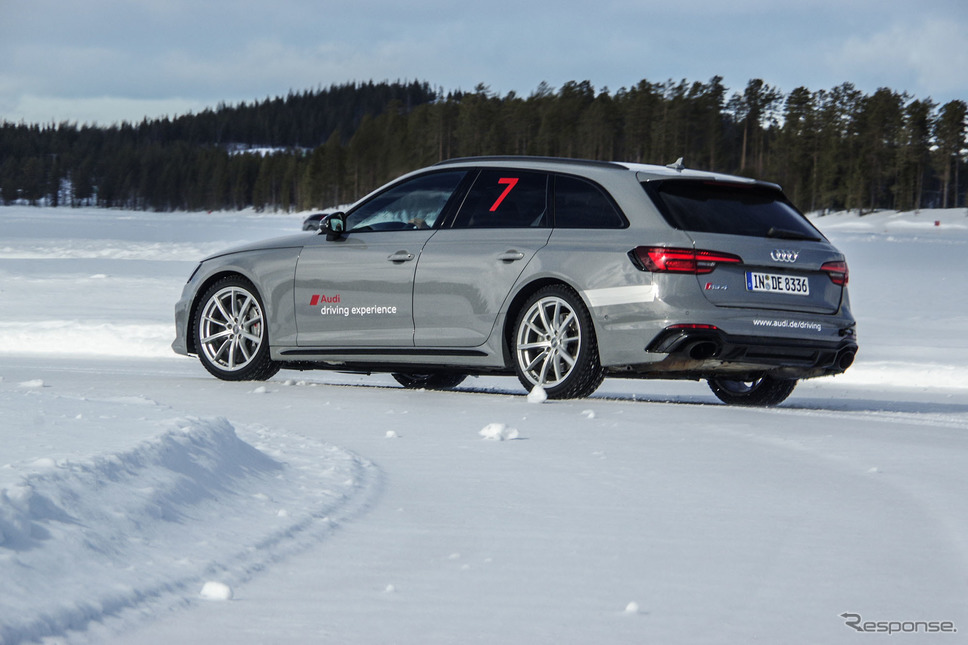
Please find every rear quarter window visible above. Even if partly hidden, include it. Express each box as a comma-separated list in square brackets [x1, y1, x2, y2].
[643, 180, 823, 240]
[553, 175, 627, 228]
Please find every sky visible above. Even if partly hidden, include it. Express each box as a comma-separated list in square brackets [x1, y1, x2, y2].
[1, 0, 966, 126]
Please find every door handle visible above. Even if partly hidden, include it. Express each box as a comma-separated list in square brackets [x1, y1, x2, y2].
[388, 250, 415, 262]
[497, 250, 525, 262]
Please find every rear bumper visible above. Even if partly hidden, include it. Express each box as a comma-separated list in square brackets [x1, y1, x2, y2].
[622, 326, 858, 380]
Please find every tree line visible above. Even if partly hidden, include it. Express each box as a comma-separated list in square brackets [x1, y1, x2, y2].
[1, 78, 965, 213]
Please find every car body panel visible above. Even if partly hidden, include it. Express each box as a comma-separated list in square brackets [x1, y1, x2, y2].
[174, 245, 302, 353]
[294, 230, 435, 346]
[683, 231, 845, 314]
[413, 228, 551, 346]
[513, 228, 672, 367]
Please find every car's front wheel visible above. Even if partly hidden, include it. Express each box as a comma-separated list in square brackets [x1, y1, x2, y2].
[194, 276, 280, 381]
[707, 376, 797, 406]
[512, 285, 604, 399]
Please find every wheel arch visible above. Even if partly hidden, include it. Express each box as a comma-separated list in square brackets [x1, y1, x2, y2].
[500, 277, 596, 366]
[186, 270, 262, 355]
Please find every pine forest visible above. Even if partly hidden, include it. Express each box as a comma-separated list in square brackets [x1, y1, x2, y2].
[1, 78, 965, 214]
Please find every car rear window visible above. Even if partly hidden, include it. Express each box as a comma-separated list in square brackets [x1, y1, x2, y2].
[643, 180, 823, 240]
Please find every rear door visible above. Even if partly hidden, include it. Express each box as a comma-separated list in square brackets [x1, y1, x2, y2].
[413, 168, 552, 346]
[644, 180, 846, 314]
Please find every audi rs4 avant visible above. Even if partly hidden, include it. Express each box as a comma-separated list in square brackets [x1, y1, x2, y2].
[172, 157, 857, 406]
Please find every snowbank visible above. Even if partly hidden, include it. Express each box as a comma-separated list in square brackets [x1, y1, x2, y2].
[0, 410, 377, 644]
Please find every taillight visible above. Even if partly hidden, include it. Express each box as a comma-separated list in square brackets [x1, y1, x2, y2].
[630, 247, 742, 274]
[821, 260, 849, 286]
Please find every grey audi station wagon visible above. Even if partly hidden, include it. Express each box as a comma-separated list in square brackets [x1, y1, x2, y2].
[172, 156, 857, 406]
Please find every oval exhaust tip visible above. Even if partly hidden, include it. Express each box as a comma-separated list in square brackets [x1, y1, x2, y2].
[838, 350, 856, 371]
[687, 341, 720, 361]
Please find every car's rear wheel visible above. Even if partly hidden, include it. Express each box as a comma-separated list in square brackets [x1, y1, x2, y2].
[392, 372, 467, 390]
[194, 276, 280, 381]
[512, 285, 604, 399]
[707, 376, 797, 406]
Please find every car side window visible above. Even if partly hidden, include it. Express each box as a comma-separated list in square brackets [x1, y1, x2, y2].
[346, 171, 467, 232]
[451, 169, 549, 228]
[553, 175, 627, 228]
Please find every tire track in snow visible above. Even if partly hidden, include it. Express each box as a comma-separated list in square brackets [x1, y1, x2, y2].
[0, 415, 381, 645]
[694, 404, 968, 601]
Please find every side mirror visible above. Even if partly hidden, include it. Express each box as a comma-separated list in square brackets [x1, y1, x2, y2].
[320, 212, 346, 241]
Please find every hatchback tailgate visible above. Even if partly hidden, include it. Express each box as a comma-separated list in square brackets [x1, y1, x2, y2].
[684, 232, 846, 314]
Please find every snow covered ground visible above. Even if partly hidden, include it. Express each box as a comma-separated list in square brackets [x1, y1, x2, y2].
[1, 205, 967, 644]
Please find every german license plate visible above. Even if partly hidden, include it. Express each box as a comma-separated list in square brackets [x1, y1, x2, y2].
[746, 272, 810, 296]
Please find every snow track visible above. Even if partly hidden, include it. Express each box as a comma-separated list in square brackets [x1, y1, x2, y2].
[0, 403, 378, 645]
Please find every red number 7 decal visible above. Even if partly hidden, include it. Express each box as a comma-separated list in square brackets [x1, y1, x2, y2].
[489, 177, 519, 211]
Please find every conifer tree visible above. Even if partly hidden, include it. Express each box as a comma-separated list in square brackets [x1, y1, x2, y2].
[934, 100, 967, 208]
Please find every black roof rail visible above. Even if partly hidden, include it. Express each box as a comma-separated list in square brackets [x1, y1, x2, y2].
[433, 155, 627, 169]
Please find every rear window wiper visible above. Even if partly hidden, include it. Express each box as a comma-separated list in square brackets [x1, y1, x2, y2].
[766, 227, 821, 242]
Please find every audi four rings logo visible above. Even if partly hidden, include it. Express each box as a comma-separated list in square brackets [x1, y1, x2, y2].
[770, 249, 800, 263]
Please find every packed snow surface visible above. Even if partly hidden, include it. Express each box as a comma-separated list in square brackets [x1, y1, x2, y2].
[1, 205, 967, 643]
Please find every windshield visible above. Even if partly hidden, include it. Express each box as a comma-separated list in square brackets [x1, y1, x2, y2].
[643, 180, 823, 241]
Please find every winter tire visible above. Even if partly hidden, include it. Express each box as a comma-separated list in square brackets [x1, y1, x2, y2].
[194, 276, 280, 381]
[512, 285, 604, 399]
[707, 376, 797, 406]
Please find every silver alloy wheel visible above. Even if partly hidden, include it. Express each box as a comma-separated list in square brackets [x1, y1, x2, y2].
[515, 295, 582, 388]
[198, 285, 266, 372]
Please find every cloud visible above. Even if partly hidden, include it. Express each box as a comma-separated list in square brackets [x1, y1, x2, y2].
[2, 0, 965, 125]
[3, 95, 210, 126]
[831, 16, 968, 100]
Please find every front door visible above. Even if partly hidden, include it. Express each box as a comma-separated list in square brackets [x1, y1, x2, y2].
[294, 169, 468, 347]
[294, 230, 433, 346]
